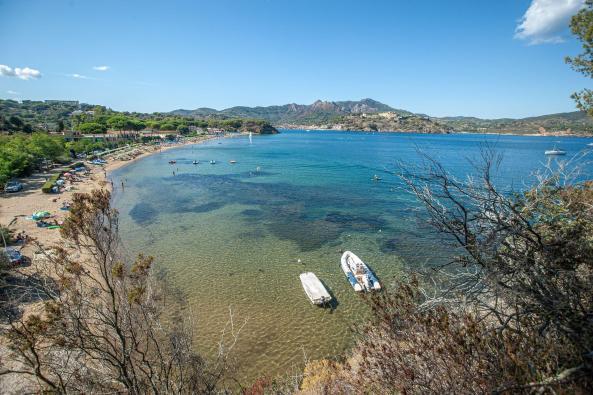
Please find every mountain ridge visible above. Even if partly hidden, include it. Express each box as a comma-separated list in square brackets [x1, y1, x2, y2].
[170, 99, 593, 134]
[169, 98, 593, 124]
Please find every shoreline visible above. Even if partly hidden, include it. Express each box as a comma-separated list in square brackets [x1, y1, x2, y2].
[104, 134, 227, 174]
[0, 133, 231, 392]
[276, 127, 593, 138]
[0, 133, 228, 268]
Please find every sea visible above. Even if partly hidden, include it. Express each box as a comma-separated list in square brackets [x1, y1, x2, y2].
[110, 129, 593, 381]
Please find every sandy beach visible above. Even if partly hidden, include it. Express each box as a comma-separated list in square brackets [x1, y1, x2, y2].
[0, 135, 220, 257]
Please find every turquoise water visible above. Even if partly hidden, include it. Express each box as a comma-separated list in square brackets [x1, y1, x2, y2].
[111, 130, 593, 381]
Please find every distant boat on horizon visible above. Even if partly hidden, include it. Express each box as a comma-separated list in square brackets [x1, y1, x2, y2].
[545, 148, 566, 156]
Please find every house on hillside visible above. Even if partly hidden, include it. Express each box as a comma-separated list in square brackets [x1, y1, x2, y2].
[206, 128, 225, 135]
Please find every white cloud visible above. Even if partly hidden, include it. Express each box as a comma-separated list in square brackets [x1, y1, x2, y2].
[0, 64, 42, 80]
[70, 73, 92, 79]
[7, 90, 20, 95]
[515, 0, 586, 44]
[93, 65, 110, 71]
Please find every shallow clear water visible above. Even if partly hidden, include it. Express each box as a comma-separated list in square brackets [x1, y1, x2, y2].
[111, 130, 593, 382]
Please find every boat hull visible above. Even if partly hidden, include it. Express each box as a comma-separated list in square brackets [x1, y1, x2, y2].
[341, 251, 381, 292]
[299, 272, 332, 305]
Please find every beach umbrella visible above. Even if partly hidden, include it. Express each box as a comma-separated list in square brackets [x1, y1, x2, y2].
[63, 172, 72, 176]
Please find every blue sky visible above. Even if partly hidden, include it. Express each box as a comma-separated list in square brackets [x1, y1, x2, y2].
[0, 0, 590, 118]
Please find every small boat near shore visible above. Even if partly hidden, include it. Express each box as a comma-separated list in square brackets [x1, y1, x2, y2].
[229, 160, 237, 164]
[192, 160, 199, 165]
[210, 160, 216, 164]
[168, 160, 176, 164]
[299, 272, 332, 305]
[341, 251, 381, 292]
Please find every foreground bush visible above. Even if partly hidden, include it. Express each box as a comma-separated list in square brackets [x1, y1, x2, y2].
[0, 190, 233, 393]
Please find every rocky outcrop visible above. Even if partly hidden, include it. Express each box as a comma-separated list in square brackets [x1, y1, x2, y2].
[278, 112, 453, 134]
[239, 120, 279, 134]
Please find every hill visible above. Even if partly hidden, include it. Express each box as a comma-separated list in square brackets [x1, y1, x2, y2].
[2, 98, 593, 135]
[0, 99, 278, 135]
[436, 111, 593, 134]
[171, 98, 414, 125]
[173, 99, 593, 134]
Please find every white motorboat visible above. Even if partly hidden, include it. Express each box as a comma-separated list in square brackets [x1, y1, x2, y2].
[587, 142, 593, 147]
[192, 160, 199, 165]
[544, 149, 566, 155]
[210, 160, 216, 164]
[299, 272, 332, 305]
[341, 251, 381, 292]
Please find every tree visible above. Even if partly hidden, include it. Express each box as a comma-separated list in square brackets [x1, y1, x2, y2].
[8, 116, 23, 130]
[0, 190, 236, 393]
[106, 115, 131, 131]
[396, 148, 592, 391]
[78, 122, 108, 134]
[176, 125, 190, 134]
[313, 149, 593, 394]
[0, 136, 34, 184]
[21, 123, 33, 134]
[26, 133, 65, 162]
[160, 122, 177, 131]
[566, 0, 593, 115]
[56, 120, 65, 132]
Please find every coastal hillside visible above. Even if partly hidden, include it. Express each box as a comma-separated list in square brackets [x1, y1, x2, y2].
[277, 112, 453, 133]
[0, 99, 278, 135]
[2, 98, 592, 135]
[173, 98, 593, 134]
[437, 110, 593, 134]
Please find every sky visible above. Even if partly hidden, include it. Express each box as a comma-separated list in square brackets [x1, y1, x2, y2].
[0, 0, 591, 118]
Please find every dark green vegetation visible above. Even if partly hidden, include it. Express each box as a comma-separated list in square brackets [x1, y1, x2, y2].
[0, 133, 68, 186]
[173, 98, 593, 134]
[0, 101, 278, 186]
[567, 0, 593, 117]
[0, 99, 278, 136]
[0, 133, 129, 186]
[0, 100, 81, 133]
